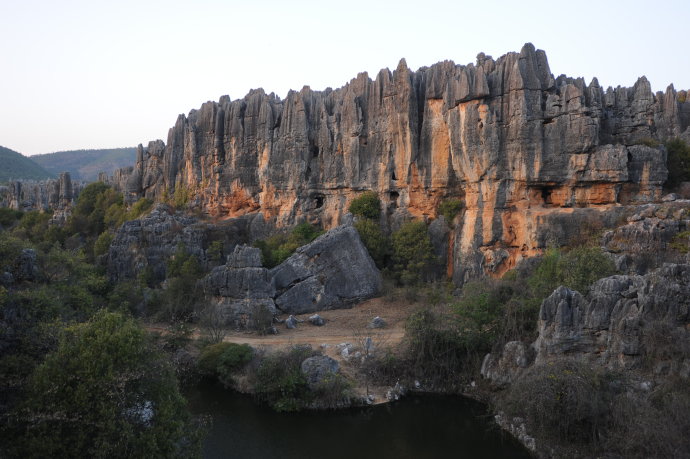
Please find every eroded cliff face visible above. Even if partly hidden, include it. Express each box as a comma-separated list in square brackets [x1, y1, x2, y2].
[116, 43, 689, 283]
[0, 173, 81, 222]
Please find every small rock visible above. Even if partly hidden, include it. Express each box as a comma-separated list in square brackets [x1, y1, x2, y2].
[309, 314, 325, 326]
[628, 214, 643, 222]
[285, 315, 298, 329]
[662, 193, 678, 202]
[414, 380, 421, 389]
[268, 326, 279, 335]
[363, 336, 374, 353]
[369, 316, 386, 329]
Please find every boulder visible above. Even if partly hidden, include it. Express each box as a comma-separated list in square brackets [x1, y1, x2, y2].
[300, 355, 339, 389]
[309, 314, 325, 326]
[368, 316, 386, 329]
[271, 225, 382, 314]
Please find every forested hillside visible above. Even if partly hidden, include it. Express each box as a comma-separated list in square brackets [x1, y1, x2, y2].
[32, 147, 136, 182]
[0, 146, 54, 183]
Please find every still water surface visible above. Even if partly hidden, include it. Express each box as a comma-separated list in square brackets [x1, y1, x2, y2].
[187, 381, 531, 459]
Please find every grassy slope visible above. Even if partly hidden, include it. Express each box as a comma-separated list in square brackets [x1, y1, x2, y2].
[32, 147, 137, 182]
[0, 145, 54, 183]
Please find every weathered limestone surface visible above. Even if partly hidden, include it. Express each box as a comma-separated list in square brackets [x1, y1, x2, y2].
[482, 263, 690, 385]
[271, 225, 382, 314]
[111, 44, 687, 282]
[0, 173, 81, 216]
[200, 224, 381, 324]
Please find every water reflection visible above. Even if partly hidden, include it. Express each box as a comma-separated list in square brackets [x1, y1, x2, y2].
[186, 381, 531, 459]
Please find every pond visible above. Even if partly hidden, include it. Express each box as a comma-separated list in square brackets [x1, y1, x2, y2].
[186, 381, 532, 459]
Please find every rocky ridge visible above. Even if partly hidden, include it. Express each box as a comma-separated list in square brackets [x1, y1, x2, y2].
[0, 173, 81, 220]
[110, 43, 686, 284]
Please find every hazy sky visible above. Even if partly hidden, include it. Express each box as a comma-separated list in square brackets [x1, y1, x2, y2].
[2, 0, 689, 156]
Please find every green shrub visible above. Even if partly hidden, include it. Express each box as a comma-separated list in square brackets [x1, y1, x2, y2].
[198, 342, 252, 379]
[437, 199, 464, 223]
[349, 191, 381, 219]
[172, 184, 191, 210]
[354, 219, 389, 268]
[670, 230, 690, 254]
[251, 346, 315, 411]
[207, 240, 224, 262]
[528, 246, 616, 297]
[391, 221, 437, 285]
[254, 223, 323, 268]
[665, 138, 690, 189]
[93, 231, 113, 257]
[635, 137, 660, 148]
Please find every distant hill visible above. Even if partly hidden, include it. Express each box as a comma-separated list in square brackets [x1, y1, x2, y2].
[32, 147, 137, 182]
[0, 145, 54, 183]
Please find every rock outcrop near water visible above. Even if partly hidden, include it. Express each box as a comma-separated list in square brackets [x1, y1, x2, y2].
[112, 43, 689, 282]
[482, 262, 690, 385]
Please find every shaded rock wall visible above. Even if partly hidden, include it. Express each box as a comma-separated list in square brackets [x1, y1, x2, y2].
[482, 263, 690, 385]
[113, 43, 688, 282]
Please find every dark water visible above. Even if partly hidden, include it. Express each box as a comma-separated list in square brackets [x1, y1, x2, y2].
[186, 381, 531, 459]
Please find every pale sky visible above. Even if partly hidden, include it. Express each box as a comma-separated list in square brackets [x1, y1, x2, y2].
[1, 0, 688, 156]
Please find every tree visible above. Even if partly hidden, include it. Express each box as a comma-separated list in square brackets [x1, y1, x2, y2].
[391, 221, 437, 285]
[11, 311, 202, 458]
[349, 191, 381, 220]
[665, 138, 690, 190]
[354, 219, 389, 268]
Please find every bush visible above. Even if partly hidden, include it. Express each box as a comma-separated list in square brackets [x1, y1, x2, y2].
[349, 191, 381, 219]
[437, 199, 463, 223]
[251, 346, 315, 411]
[354, 219, 389, 268]
[198, 342, 253, 382]
[404, 310, 469, 386]
[254, 223, 323, 268]
[500, 361, 613, 444]
[391, 221, 437, 285]
[93, 231, 113, 257]
[665, 138, 690, 190]
[528, 246, 616, 298]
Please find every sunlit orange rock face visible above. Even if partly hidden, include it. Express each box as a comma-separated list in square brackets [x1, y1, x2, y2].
[118, 44, 689, 284]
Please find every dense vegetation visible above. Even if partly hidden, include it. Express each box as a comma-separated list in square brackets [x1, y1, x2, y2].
[31, 147, 137, 182]
[665, 138, 690, 190]
[0, 146, 54, 183]
[0, 185, 202, 457]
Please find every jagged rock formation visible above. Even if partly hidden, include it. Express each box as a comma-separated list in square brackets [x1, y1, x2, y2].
[482, 263, 690, 385]
[202, 225, 382, 326]
[112, 43, 688, 283]
[602, 200, 690, 274]
[202, 245, 277, 327]
[106, 203, 269, 283]
[0, 173, 81, 217]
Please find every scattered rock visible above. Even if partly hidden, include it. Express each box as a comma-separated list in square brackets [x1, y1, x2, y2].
[369, 316, 386, 329]
[285, 315, 298, 329]
[309, 314, 325, 326]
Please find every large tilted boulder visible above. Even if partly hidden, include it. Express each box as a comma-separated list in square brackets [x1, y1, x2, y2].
[201, 224, 382, 324]
[270, 225, 382, 314]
